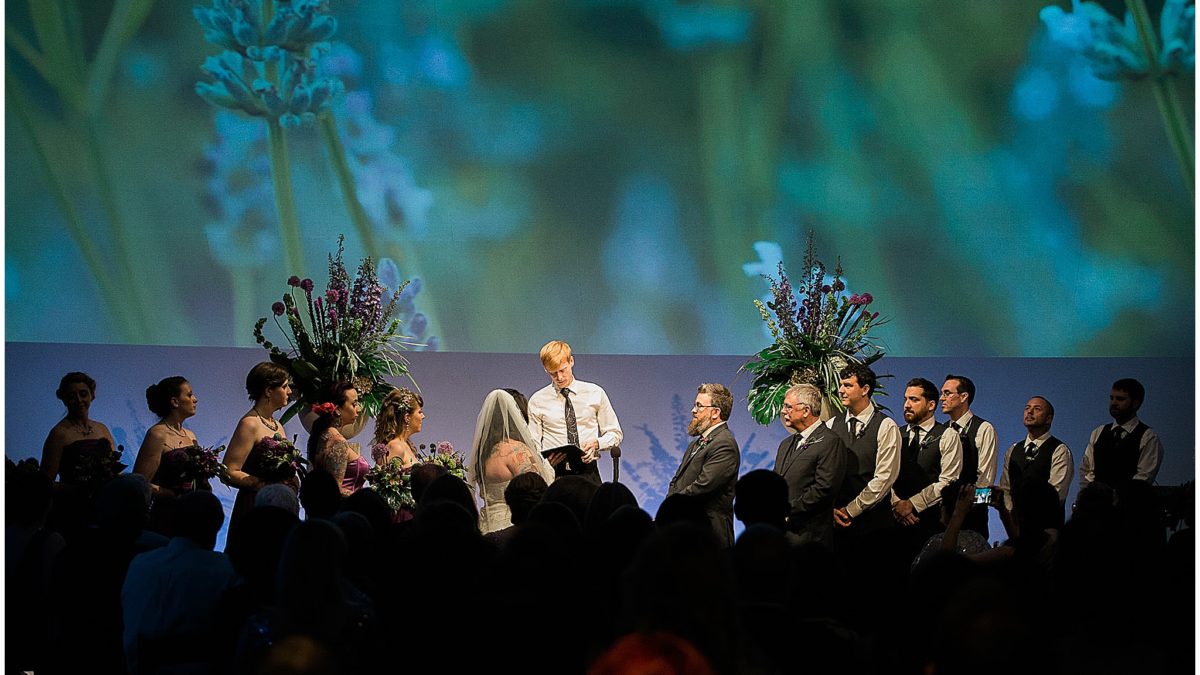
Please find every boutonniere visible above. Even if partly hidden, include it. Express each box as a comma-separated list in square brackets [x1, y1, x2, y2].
[698, 435, 711, 449]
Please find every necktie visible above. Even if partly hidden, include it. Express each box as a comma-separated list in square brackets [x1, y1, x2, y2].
[1113, 426, 1126, 442]
[950, 421, 962, 434]
[562, 388, 580, 447]
[849, 417, 861, 439]
[1024, 441, 1038, 461]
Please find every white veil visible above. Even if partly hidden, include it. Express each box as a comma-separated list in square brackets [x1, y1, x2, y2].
[467, 389, 541, 491]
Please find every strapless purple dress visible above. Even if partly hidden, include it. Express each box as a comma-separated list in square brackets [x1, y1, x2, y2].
[342, 455, 370, 494]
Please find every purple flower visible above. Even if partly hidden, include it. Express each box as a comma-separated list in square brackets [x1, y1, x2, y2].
[328, 307, 338, 320]
[272, 301, 286, 316]
[326, 289, 339, 302]
[300, 278, 314, 292]
[287, 275, 301, 287]
[861, 293, 873, 305]
[821, 284, 831, 293]
[849, 293, 862, 305]
[832, 279, 845, 292]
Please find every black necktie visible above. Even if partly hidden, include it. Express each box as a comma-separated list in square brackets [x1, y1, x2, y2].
[562, 388, 580, 447]
[849, 418, 861, 439]
[950, 421, 962, 434]
[1113, 426, 1126, 442]
[1024, 442, 1038, 461]
[908, 426, 922, 453]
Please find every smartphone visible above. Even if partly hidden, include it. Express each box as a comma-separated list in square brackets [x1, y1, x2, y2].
[973, 487, 993, 505]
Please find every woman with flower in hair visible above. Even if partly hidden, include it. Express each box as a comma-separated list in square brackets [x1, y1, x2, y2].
[223, 362, 293, 540]
[307, 382, 368, 496]
[371, 388, 425, 468]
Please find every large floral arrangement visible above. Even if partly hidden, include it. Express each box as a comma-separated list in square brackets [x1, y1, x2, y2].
[162, 443, 228, 493]
[255, 235, 416, 422]
[743, 233, 888, 425]
[365, 454, 415, 511]
[418, 441, 469, 484]
[248, 434, 309, 485]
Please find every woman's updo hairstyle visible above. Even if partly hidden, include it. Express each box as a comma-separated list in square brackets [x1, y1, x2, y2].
[246, 362, 290, 401]
[372, 387, 423, 445]
[146, 376, 188, 418]
[56, 372, 97, 401]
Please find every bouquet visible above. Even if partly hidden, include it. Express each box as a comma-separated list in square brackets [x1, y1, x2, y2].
[162, 443, 227, 493]
[418, 441, 469, 484]
[62, 441, 128, 485]
[742, 232, 889, 425]
[249, 434, 310, 485]
[254, 235, 418, 422]
[365, 455, 415, 511]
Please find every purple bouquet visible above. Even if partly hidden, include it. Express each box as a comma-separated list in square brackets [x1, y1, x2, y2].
[161, 443, 226, 493]
[249, 434, 310, 485]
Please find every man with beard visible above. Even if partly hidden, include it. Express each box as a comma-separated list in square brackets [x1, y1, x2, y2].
[667, 383, 741, 547]
[998, 396, 1073, 511]
[1078, 378, 1163, 493]
[891, 378, 962, 565]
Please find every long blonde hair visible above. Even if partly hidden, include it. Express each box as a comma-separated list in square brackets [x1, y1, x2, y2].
[373, 387, 423, 445]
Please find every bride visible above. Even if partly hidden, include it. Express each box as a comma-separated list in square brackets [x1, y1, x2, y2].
[469, 389, 556, 533]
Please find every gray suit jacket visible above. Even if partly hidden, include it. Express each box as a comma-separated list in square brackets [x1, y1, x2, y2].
[774, 423, 846, 549]
[667, 423, 741, 547]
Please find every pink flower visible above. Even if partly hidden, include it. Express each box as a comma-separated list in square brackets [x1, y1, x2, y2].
[325, 289, 339, 302]
[287, 275, 301, 287]
[300, 278, 314, 292]
[861, 293, 873, 305]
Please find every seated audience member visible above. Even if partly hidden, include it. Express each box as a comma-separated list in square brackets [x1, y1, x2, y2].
[299, 468, 342, 520]
[912, 480, 990, 570]
[255, 482, 300, 516]
[484, 471, 548, 548]
[734, 469, 790, 533]
[121, 491, 238, 674]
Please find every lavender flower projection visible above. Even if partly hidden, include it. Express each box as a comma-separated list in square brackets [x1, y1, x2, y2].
[1040, 0, 1194, 189]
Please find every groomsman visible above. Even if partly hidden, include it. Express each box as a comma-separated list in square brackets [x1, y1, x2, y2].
[998, 396, 1073, 511]
[528, 340, 623, 485]
[827, 364, 901, 537]
[773, 384, 846, 549]
[891, 378, 962, 563]
[1078, 378, 1163, 493]
[940, 374, 997, 537]
[668, 383, 741, 548]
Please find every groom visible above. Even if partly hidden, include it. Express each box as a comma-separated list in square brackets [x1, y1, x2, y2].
[667, 383, 741, 548]
[527, 340, 623, 485]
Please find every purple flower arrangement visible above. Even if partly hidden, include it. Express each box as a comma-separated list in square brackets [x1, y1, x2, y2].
[254, 235, 416, 422]
[365, 457, 414, 511]
[743, 231, 889, 425]
[417, 441, 468, 484]
[249, 434, 309, 485]
[162, 443, 227, 493]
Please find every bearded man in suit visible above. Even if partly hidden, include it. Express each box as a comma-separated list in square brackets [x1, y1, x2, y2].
[774, 383, 846, 549]
[667, 383, 741, 547]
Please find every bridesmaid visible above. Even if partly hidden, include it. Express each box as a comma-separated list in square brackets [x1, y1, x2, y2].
[371, 388, 424, 467]
[307, 381, 368, 496]
[40, 371, 120, 539]
[132, 376, 202, 499]
[41, 372, 119, 484]
[223, 362, 292, 541]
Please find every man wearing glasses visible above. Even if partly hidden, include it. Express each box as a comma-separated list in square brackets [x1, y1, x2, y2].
[667, 383, 741, 547]
[940, 374, 997, 537]
[774, 384, 846, 549]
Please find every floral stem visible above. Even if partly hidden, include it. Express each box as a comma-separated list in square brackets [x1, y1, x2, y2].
[318, 110, 382, 260]
[231, 265, 256, 346]
[7, 74, 135, 341]
[266, 118, 306, 275]
[1127, 0, 1194, 195]
[81, 111, 152, 341]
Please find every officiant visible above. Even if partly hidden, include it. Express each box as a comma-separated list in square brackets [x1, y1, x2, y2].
[527, 340, 623, 485]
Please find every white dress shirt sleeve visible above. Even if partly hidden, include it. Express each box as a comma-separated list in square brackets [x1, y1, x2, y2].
[847, 416, 900, 519]
[1135, 428, 1163, 484]
[975, 422, 998, 488]
[1078, 425, 1103, 491]
[596, 387, 623, 450]
[1049, 443, 1074, 503]
[911, 430, 963, 513]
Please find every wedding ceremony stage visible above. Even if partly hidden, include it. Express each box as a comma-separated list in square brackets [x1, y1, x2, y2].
[7, 341, 1193, 549]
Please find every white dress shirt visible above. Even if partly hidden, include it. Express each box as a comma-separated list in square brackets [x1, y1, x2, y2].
[997, 431, 1074, 509]
[892, 417, 963, 514]
[527, 379, 623, 458]
[827, 404, 901, 519]
[948, 410, 998, 488]
[1078, 416, 1163, 490]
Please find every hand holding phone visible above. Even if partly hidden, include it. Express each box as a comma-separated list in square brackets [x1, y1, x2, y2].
[973, 487, 993, 505]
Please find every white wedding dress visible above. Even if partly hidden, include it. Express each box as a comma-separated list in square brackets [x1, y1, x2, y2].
[470, 390, 556, 534]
